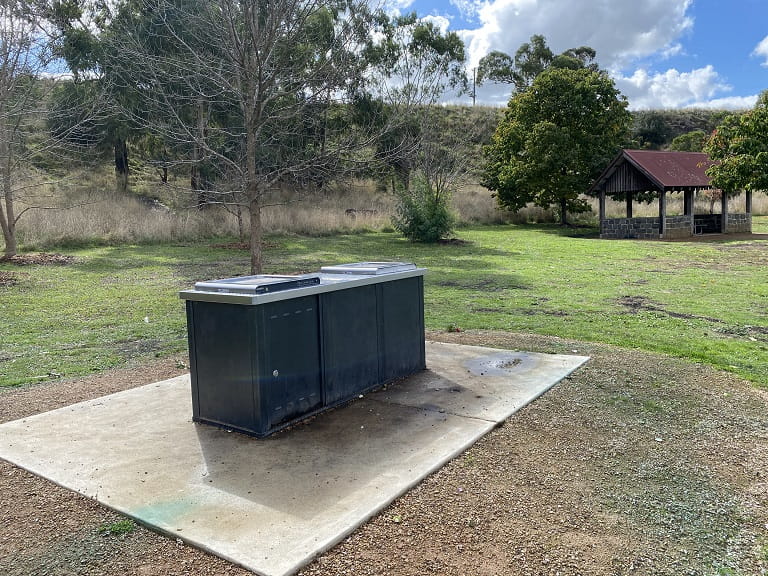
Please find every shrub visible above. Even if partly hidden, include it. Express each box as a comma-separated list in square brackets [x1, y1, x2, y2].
[392, 175, 455, 242]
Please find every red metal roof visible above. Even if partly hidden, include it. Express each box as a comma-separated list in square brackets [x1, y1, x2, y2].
[622, 149, 712, 189]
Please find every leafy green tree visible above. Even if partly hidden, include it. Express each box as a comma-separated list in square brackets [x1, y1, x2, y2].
[669, 130, 709, 152]
[705, 92, 768, 194]
[476, 34, 596, 94]
[482, 66, 631, 225]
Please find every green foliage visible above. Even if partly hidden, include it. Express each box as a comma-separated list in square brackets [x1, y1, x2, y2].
[392, 173, 455, 242]
[98, 519, 136, 536]
[482, 66, 631, 224]
[669, 130, 709, 152]
[631, 108, 734, 150]
[706, 92, 768, 193]
[476, 34, 597, 93]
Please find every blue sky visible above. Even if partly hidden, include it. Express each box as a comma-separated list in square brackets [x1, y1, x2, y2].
[384, 0, 768, 110]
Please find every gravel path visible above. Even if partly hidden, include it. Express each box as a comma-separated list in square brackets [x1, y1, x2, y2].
[2, 331, 767, 575]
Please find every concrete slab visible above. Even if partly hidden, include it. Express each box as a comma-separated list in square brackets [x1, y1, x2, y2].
[0, 341, 588, 576]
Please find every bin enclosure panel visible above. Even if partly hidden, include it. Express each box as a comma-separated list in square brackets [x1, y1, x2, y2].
[187, 301, 256, 430]
[260, 296, 322, 427]
[181, 266, 426, 437]
[379, 277, 426, 381]
[321, 285, 380, 405]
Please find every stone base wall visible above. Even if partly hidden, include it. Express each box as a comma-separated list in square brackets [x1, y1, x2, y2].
[726, 213, 752, 233]
[601, 214, 752, 239]
[601, 217, 660, 239]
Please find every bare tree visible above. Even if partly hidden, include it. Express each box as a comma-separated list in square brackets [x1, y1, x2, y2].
[104, 0, 390, 274]
[0, 2, 62, 258]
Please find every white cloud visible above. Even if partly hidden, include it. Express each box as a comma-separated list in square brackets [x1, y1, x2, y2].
[449, 0, 484, 23]
[422, 14, 451, 33]
[753, 35, 768, 66]
[686, 95, 758, 110]
[461, 0, 693, 71]
[448, 0, 759, 109]
[613, 66, 741, 110]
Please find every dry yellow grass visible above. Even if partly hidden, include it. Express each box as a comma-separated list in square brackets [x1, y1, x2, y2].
[8, 170, 768, 251]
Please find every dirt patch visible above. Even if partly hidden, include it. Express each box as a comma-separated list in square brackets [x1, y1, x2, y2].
[0, 252, 77, 266]
[618, 294, 723, 323]
[210, 241, 278, 250]
[437, 278, 525, 291]
[2, 332, 768, 575]
[617, 296, 768, 341]
[0, 271, 20, 287]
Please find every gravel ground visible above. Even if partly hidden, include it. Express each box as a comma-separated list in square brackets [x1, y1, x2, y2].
[1, 330, 767, 576]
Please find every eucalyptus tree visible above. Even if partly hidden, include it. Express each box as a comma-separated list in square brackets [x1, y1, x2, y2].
[365, 12, 467, 193]
[476, 34, 597, 94]
[44, 0, 139, 194]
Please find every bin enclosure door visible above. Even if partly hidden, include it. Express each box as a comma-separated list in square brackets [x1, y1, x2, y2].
[188, 301, 257, 431]
[321, 285, 380, 405]
[260, 296, 322, 427]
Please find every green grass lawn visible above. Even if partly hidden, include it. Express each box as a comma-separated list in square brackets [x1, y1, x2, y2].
[1, 217, 766, 387]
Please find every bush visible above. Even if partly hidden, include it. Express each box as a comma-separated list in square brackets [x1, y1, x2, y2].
[392, 175, 455, 242]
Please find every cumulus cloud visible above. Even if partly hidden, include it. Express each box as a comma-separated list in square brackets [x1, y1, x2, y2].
[447, 0, 758, 109]
[753, 35, 768, 66]
[460, 0, 693, 70]
[613, 66, 733, 110]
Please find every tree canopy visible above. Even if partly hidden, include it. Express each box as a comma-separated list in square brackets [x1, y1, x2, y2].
[482, 66, 631, 225]
[476, 34, 597, 94]
[705, 92, 768, 194]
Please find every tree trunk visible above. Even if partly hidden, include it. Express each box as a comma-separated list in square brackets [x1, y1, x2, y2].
[0, 193, 16, 259]
[0, 139, 16, 258]
[114, 138, 129, 194]
[249, 195, 262, 274]
[560, 196, 568, 226]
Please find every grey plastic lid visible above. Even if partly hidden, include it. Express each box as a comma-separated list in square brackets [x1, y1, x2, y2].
[320, 262, 416, 275]
[193, 274, 320, 294]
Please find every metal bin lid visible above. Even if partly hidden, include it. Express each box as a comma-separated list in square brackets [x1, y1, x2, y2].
[319, 262, 416, 275]
[193, 274, 320, 295]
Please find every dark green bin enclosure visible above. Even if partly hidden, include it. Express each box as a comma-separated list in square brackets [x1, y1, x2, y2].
[180, 263, 426, 437]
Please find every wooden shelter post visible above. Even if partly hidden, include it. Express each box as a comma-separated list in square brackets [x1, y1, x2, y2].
[685, 190, 694, 234]
[721, 191, 729, 233]
[599, 190, 606, 233]
[746, 190, 752, 214]
[626, 192, 633, 218]
[659, 190, 666, 237]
